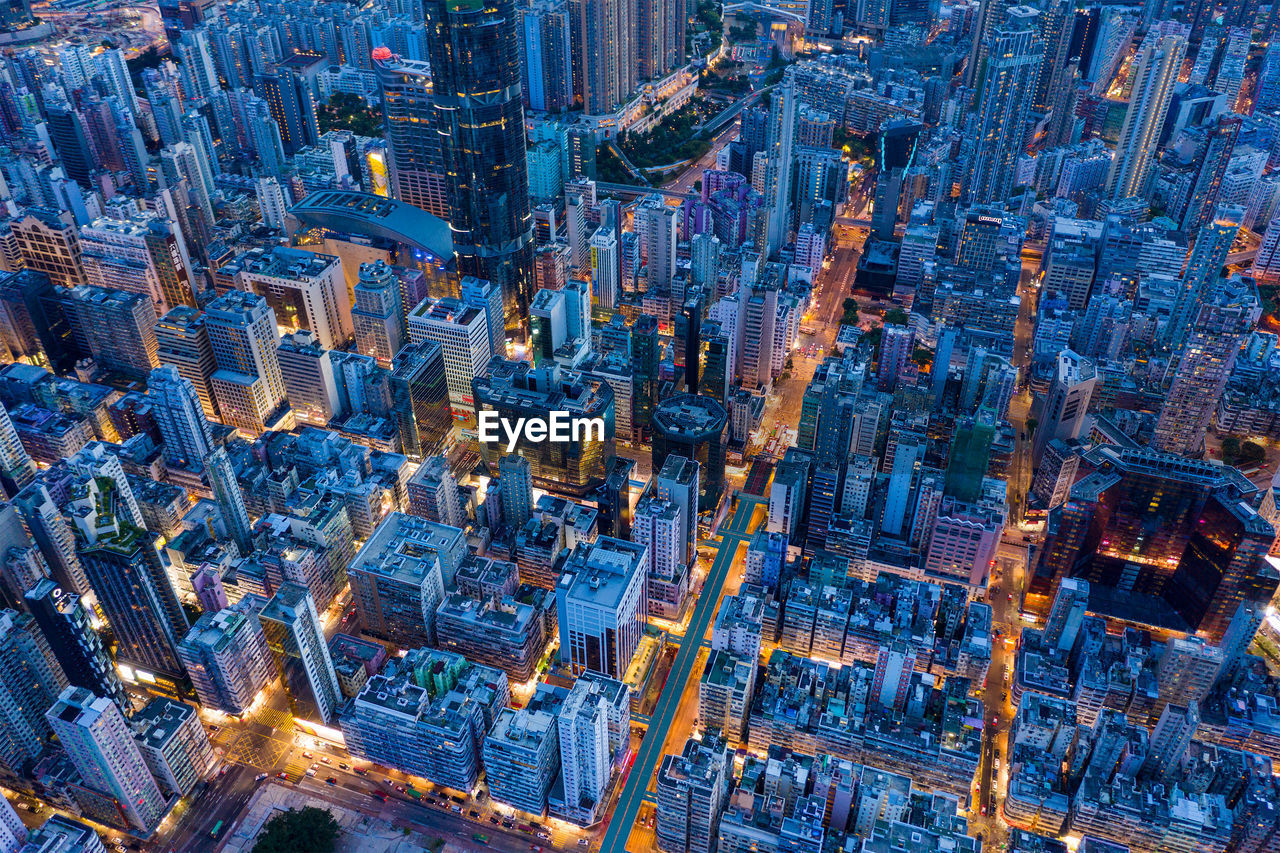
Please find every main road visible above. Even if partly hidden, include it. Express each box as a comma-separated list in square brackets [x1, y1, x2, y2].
[598, 494, 765, 852]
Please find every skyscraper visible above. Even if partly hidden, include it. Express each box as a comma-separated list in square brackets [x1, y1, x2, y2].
[147, 365, 212, 470]
[259, 582, 342, 724]
[963, 5, 1042, 206]
[1105, 24, 1187, 201]
[375, 54, 450, 220]
[45, 687, 168, 831]
[0, 404, 35, 499]
[177, 605, 275, 715]
[655, 734, 733, 853]
[1152, 278, 1258, 456]
[25, 580, 127, 710]
[575, 0, 636, 114]
[202, 290, 291, 435]
[0, 610, 66, 776]
[1032, 350, 1097, 464]
[70, 475, 188, 677]
[352, 260, 406, 367]
[389, 341, 452, 461]
[206, 447, 253, 555]
[155, 306, 220, 420]
[518, 0, 574, 113]
[424, 0, 535, 339]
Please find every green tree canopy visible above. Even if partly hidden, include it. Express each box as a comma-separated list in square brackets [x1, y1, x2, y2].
[253, 807, 340, 853]
[882, 308, 909, 326]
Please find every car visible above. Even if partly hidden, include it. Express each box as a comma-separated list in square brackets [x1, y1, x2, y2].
[339, 763, 350, 770]
[305, 768, 317, 777]
[396, 785, 406, 794]
[372, 791, 389, 802]
[1007, 593, 1013, 602]
[219, 765, 230, 776]
[993, 758, 1001, 772]
[354, 767, 369, 775]
[303, 752, 314, 759]
[980, 805, 988, 816]
[255, 773, 268, 782]
[209, 725, 220, 732]
[277, 771, 289, 779]
[326, 777, 337, 785]
[992, 716, 999, 726]
[578, 841, 590, 848]
[384, 778, 393, 785]
[452, 805, 463, 813]
[490, 816, 501, 825]
[470, 810, 481, 818]
[116, 847, 127, 853]
[320, 756, 331, 764]
[503, 820, 513, 828]
[1002, 692, 1009, 702]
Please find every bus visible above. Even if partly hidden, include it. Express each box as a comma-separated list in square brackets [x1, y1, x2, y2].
[406, 786, 423, 799]
[209, 820, 224, 839]
[472, 834, 489, 845]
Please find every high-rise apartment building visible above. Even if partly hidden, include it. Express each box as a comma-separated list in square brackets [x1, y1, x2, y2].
[556, 673, 629, 824]
[424, 0, 535, 337]
[518, 0, 573, 113]
[1106, 24, 1187, 200]
[59, 285, 160, 381]
[220, 247, 352, 351]
[177, 605, 275, 714]
[147, 365, 213, 470]
[655, 734, 733, 853]
[0, 404, 35, 499]
[259, 582, 342, 724]
[1032, 350, 1097, 464]
[24, 580, 127, 709]
[45, 687, 168, 832]
[0, 610, 66, 776]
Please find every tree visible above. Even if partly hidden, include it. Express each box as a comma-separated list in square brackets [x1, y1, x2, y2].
[911, 347, 934, 368]
[1025, 418, 1039, 437]
[253, 807, 340, 853]
[883, 308, 909, 326]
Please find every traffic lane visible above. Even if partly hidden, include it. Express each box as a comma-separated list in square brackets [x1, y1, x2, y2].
[173, 765, 256, 852]
[600, 498, 759, 852]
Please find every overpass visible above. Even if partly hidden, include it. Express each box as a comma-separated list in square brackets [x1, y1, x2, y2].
[723, 0, 807, 22]
[596, 182, 696, 200]
[694, 84, 776, 136]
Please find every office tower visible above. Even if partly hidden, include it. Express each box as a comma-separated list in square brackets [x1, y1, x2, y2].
[155, 306, 219, 420]
[10, 210, 85, 288]
[656, 734, 732, 853]
[651, 395, 727, 512]
[590, 227, 620, 310]
[485, 685, 563, 815]
[147, 365, 212, 470]
[655, 455, 698, 567]
[473, 359, 617, 497]
[0, 610, 66, 776]
[1142, 702, 1198, 782]
[222, 247, 352, 351]
[595, 457, 634, 540]
[556, 537, 647, 679]
[389, 341, 451, 461]
[1106, 25, 1187, 200]
[1217, 600, 1264, 681]
[633, 494, 685, 618]
[259, 582, 342, 724]
[59, 285, 160, 381]
[352, 260, 406, 367]
[159, 142, 215, 229]
[71, 475, 187, 676]
[557, 674, 629, 825]
[24, 580, 126, 709]
[1152, 279, 1257, 456]
[46, 687, 168, 831]
[530, 282, 591, 366]
[177, 606, 274, 714]
[347, 512, 455, 646]
[518, 0, 573, 113]
[341, 648, 509, 791]
[424, 0, 535, 338]
[407, 296, 495, 418]
[575, 0, 636, 114]
[0, 405, 34, 498]
[963, 6, 1041, 206]
[203, 290, 291, 435]
[499, 454, 534, 529]
[1041, 445, 1276, 641]
[1032, 350, 1097, 463]
[276, 331, 339, 427]
[132, 697, 216, 798]
[1044, 577, 1089, 654]
[375, 54, 449, 219]
[766, 77, 796, 254]
[207, 447, 253, 555]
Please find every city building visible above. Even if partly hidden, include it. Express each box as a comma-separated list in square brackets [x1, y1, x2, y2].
[258, 582, 342, 724]
[556, 536, 647, 679]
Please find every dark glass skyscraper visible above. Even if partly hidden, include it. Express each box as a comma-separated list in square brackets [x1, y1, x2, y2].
[423, 0, 535, 341]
